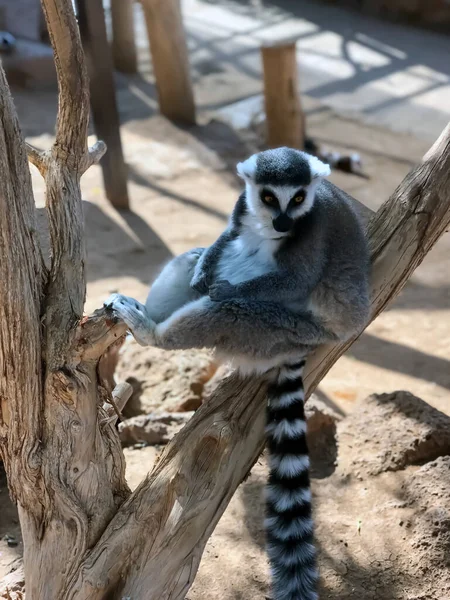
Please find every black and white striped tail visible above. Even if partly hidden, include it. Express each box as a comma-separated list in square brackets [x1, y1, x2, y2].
[265, 359, 318, 600]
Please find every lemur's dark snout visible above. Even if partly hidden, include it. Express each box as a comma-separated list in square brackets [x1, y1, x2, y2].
[273, 214, 293, 233]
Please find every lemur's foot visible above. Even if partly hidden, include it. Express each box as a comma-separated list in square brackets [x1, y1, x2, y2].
[104, 293, 156, 346]
[209, 280, 235, 301]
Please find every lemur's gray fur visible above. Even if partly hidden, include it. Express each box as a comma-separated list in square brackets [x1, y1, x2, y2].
[105, 147, 370, 600]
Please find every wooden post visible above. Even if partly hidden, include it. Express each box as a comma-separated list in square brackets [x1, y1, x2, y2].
[261, 42, 305, 149]
[141, 0, 196, 125]
[111, 0, 137, 74]
[76, 0, 130, 209]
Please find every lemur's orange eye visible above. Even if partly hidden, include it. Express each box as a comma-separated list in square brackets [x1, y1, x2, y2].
[294, 192, 305, 203]
[264, 195, 275, 204]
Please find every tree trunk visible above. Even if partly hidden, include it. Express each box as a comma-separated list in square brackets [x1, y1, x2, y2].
[1, 0, 450, 597]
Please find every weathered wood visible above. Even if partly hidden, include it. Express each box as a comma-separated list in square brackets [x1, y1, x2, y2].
[1, 1, 123, 598]
[103, 382, 134, 424]
[0, 59, 45, 512]
[76, 0, 130, 209]
[61, 371, 268, 599]
[261, 42, 305, 149]
[141, 0, 196, 124]
[110, 0, 137, 74]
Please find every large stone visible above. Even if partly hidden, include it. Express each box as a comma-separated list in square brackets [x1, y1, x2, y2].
[338, 391, 450, 477]
[306, 394, 342, 436]
[119, 412, 194, 447]
[116, 339, 218, 415]
[400, 456, 450, 599]
[306, 395, 342, 478]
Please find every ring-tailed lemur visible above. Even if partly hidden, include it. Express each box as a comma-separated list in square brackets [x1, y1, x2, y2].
[105, 147, 370, 600]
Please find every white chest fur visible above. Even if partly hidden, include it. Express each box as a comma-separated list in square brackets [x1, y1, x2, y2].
[216, 228, 279, 285]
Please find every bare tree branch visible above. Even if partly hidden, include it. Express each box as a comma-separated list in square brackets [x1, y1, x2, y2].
[63, 373, 268, 600]
[102, 382, 134, 424]
[1, 2, 129, 598]
[25, 142, 48, 174]
[39, 0, 98, 369]
[83, 140, 107, 173]
[40, 0, 90, 163]
[73, 307, 127, 362]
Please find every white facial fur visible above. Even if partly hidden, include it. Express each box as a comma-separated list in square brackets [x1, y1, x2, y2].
[236, 152, 330, 239]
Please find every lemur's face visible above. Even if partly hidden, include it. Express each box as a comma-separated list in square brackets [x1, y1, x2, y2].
[237, 148, 330, 239]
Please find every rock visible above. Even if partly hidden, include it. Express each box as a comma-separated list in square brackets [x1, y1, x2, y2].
[306, 395, 342, 478]
[0, 558, 24, 598]
[116, 340, 218, 415]
[306, 394, 342, 435]
[5, 534, 18, 548]
[202, 364, 234, 398]
[119, 412, 194, 446]
[337, 391, 450, 477]
[401, 456, 450, 598]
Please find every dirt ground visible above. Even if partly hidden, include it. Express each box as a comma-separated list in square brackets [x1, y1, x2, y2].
[2, 9, 450, 598]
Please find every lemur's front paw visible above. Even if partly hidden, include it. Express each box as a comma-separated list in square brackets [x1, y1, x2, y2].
[103, 293, 155, 346]
[209, 280, 235, 301]
[190, 271, 209, 295]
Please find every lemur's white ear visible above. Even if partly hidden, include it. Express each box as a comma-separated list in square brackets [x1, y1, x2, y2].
[237, 154, 257, 181]
[308, 155, 331, 179]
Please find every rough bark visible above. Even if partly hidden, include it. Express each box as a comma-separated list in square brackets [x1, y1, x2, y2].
[0, 60, 45, 515]
[1, 1, 122, 598]
[0, 0, 450, 597]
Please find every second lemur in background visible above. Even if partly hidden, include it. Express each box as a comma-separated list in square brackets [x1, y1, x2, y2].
[106, 147, 370, 600]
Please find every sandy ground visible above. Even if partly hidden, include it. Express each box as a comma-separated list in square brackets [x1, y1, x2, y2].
[1, 2, 450, 597]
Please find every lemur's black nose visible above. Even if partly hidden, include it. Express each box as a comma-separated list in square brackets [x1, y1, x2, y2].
[273, 214, 292, 233]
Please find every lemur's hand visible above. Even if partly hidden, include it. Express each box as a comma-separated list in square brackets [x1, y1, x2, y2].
[190, 268, 209, 295]
[209, 280, 235, 302]
[104, 293, 156, 346]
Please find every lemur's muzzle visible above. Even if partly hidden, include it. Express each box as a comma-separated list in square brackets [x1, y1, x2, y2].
[273, 214, 293, 233]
